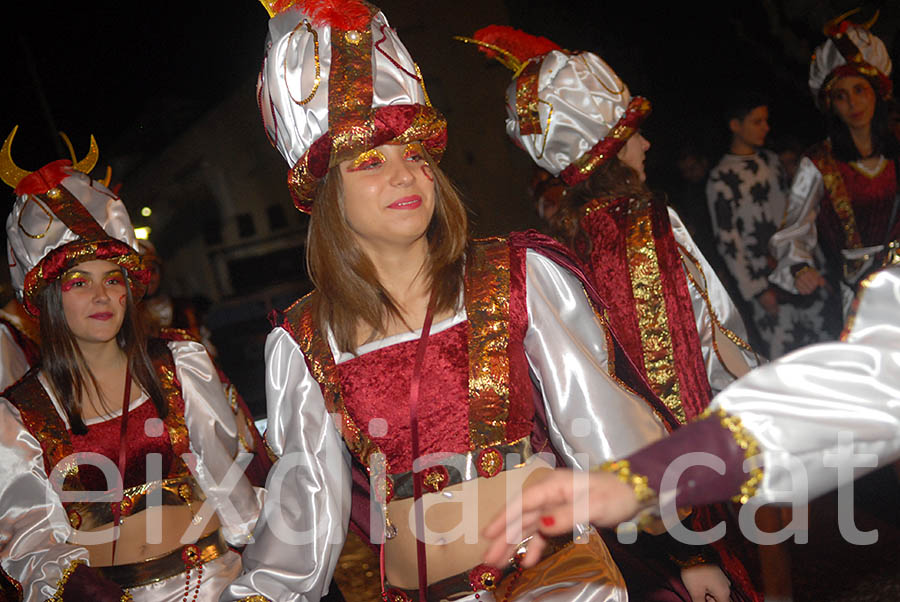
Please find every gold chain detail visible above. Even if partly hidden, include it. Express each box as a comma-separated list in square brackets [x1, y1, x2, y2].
[598, 459, 655, 503]
[701, 408, 764, 504]
[676, 242, 757, 379]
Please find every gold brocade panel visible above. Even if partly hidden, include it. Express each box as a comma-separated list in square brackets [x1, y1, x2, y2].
[465, 239, 512, 448]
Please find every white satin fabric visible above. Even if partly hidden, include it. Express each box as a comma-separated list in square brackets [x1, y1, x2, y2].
[6, 170, 139, 298]
[505, 50, 631, 177]
[259, 8, 428, 168]
[713, 266, 900, 504]
[0, 320, 31, 392]
[768, 156, 879, 314]
[0, 340, 262, 601]
[668, 208, 758, 391]
[808, 25, 891, 101]
[223, 250, 671, 601]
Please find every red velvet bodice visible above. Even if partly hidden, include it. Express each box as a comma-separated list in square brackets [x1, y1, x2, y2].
[337, 322, 471, 473]
[69, 398, 175, 491]
[818, 159, 899, 249]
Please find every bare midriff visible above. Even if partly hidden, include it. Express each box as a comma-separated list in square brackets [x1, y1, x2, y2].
[83, 505, 221, 567]
[383, 455, 555, 588]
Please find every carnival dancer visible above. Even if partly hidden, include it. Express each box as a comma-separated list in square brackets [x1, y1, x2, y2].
[462, 26, 761, 602]
[482, 264, 900, 567]
[770, 10, 900, 319]
[0, 129, 263, 601]
[219, 1, 714, 600]
[706, 93, 837, 357]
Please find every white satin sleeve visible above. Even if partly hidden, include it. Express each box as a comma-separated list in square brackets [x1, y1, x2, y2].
[0, 399, 89, 601]
[170, 340, 263, 546]
[769, 157, 824, 292]
[712, 267, 900, 504]
[523, 250, 669, 468]
[221, 327, 352, 602]
[0, 324, 30, 392]
[669, 207, 758, 392]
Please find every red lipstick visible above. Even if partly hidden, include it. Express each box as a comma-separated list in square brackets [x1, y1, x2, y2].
[388, 195, 422, 210]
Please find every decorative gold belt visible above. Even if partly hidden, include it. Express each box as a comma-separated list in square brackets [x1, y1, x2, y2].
[96, 530, 228, 588]
[387, 437, 533, 501]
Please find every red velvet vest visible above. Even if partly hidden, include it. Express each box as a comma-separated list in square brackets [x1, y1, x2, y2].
[576, 196, 713, 426]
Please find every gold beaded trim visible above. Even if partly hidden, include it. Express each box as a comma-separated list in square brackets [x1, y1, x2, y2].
[46, 559, 134, 602]
[237, 597, 275, 602]
[701, 408, 764, 504]
[598, 459, 655, 503]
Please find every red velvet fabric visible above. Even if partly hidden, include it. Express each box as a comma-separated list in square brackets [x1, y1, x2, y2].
[577, 198, 711, 425]
[817, 159, 899, 249]
[337, 323, 471, 473]
[69, 399, 175, 492]
[13, 160, 71, 195]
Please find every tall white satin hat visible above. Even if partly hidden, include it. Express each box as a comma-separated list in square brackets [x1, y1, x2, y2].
[809, 9, 892, 108]
[2, 127, 148, 316]
[461, 26, 651, 187]
[257, 0, 447, 212]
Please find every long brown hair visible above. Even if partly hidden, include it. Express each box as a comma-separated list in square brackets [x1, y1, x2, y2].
[548, 156, 652, 252]
[37, 267, 168, 435]
[306, 150, 468, 353]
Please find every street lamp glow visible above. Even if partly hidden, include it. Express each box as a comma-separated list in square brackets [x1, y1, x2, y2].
[134, 227, 151, 240]
[141, 206, 152, 217]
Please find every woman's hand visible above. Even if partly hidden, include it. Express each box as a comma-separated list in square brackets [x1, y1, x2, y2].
[794, 267, 825, 294]
[480, 469, 642, 568]
[680, 564, 731, 602]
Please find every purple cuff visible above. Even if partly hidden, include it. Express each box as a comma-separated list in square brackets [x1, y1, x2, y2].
[624, 412, 761, 507]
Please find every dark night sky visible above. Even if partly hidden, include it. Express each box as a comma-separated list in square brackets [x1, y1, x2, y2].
[1, 1, 897, 197]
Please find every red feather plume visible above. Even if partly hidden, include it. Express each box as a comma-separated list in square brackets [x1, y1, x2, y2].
[274, 0, 373, 30]
[472, 25, 561, 62]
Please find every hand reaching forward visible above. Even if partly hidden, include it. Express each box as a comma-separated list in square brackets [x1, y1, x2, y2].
[481, 469, 643, 568]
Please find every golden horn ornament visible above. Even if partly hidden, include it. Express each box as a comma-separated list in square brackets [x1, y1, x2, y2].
[823, 7, 862, 36]
[453, 36, 525, 75]
[100, 165, 113, 188]
[59, 131, 77, 163]
[0, 126, 32, 190]
[72, 135, 99, 175]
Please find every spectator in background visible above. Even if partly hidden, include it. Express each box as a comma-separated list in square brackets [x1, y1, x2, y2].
[707, 93, 834, 358]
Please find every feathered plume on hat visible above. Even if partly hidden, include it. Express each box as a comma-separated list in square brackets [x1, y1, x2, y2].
[257, 0, 447, 212]
[459, 25, 650, 187]
[809, 8, 892, 108]
[2, 126, 149, 316]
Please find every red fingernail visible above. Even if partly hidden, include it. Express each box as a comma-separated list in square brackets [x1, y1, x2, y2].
[540, 516, 555, 527]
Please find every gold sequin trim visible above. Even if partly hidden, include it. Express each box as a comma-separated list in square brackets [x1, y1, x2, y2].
[622, 197, 685, 424]
[598, 459, 655, 503]
[701, 408, 764, 504]
[237, 597, 274, 602]
[47, 559, 85, 602]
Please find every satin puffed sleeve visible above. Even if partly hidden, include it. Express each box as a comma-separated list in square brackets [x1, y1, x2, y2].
[170, 340, 264, 546]
[523, 249, 669, 467]
[712, 267, 900, 504]
[669, 207, 758, 392]
[0, 399, 90, 601]
[769, 157, 824, 293]
[221, 326, 352, 602]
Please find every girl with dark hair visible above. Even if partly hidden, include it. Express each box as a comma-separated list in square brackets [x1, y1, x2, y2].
[0, 136, 263, 601]
[222, 2, 705, 601]
[770, 14, 899, 320]
[465, 25, 763, 602]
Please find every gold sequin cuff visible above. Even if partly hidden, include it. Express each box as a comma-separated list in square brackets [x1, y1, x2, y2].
[597, 459, 656, 503]
[702, 408, 764, 504]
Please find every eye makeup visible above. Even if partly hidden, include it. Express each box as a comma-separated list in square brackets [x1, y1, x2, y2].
[347, 148, 387, 172]
[60, 271, 88, 292]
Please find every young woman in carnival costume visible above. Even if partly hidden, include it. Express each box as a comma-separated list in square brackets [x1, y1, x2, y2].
[481, 264, 900, 567]
[219, 1, 725, 600]
[770, 10, 900, 319]
[461, 26, 762, 602]
[0, 130, 264, 601]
